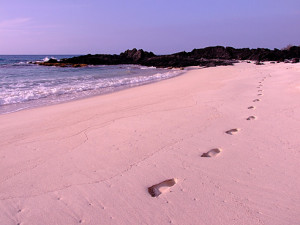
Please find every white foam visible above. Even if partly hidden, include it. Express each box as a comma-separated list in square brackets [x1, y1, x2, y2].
[140, 66, 156, 70]
[34, 56, 58, 63]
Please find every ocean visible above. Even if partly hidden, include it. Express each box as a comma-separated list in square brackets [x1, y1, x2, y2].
[0, 55, 183, 114]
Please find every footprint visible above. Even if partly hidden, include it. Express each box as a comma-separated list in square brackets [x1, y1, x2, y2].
[247, 116, 256, 120]
[225, 128, 240, 135]
[258, 93, 263, 96]
[248, 106, 255, 109]
[253, 99, 260, 102]
[201, 148, 222, 157]
[258, 90, 263, 92]
[148, 178, 177, 197]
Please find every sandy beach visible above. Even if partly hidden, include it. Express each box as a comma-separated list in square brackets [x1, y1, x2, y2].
[0, 62, 299, 225]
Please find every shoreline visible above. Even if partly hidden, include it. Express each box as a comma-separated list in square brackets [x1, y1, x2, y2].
[1, 62, 299, 225]
[0, 65, 185, 115]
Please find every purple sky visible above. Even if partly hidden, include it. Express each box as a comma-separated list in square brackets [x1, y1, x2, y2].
[0, 0, 299, 54]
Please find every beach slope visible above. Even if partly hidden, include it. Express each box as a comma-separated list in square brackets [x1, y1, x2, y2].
[0, 63, 299, 225]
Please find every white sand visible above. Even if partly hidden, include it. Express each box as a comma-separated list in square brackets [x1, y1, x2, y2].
[0, 62, 300, 225]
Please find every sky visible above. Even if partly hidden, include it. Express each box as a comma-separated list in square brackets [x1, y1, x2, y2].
[0, 0, 299, 54]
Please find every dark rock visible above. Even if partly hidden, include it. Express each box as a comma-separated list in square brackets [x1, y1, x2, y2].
[48, 58, 58, 63]
[36, 46, 300, 68]
[255, 61, 264, 65]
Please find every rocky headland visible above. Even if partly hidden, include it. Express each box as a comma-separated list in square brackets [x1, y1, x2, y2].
[36, 46, 300, 68]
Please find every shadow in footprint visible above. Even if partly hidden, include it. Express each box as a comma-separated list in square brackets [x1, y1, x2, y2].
[248, 106, 255, 109]
[247, 116, 256, 120]
[148, 178, 177, 197]
[253, 99, 261, 102]
[201, 148, 222, 157]
[225, 128, 240, 135]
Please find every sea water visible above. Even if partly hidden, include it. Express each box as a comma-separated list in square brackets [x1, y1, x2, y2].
[0, 55, 182, 114]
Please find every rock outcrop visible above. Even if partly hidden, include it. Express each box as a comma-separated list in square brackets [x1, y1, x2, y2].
[36, 46, 300, 68]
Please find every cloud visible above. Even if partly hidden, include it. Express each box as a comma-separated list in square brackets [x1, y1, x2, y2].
[0, 18, 31, 30]
[0, 18, 59, 35]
